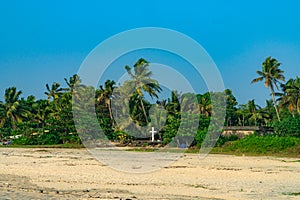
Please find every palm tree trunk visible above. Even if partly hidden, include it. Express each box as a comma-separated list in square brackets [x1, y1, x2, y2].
[107, 100, 114, 126]
[271, 92, 281, 122]
[139, 97, 149, 123]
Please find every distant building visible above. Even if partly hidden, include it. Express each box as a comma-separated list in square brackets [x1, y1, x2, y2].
[222, 126, 274, 138]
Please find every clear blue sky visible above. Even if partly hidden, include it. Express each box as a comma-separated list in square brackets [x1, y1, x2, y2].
[1, 0, 300, 106]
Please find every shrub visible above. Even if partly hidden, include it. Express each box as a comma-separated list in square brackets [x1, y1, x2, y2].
[217, 134, 239, 146]
[228, 135, 300, 154]
[273, 115, 300, 137]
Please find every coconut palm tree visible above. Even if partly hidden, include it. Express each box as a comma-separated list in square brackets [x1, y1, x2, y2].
[124, 58, 162, 124]
[278, 77, 300, 116]
[0, 87, 28, 130]
[64, 74, 81, 94]
[251, 56, 285, 121]
[197, 92, 211, 117]
[261, 99, 274, 125]
[31, 99, 50, 128]
[224, 89, 238, 126]
[45, 82, 64, 103]
[166, 91, 181, 116]
[236, 105, 247, 126]
[96, 79, 116, 125]
[246, 99, 262, 126]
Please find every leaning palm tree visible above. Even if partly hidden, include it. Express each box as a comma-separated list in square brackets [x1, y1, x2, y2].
[0, 87, 28, 130]
[124, 58, 162, 124]
[251, 56, 285, 121]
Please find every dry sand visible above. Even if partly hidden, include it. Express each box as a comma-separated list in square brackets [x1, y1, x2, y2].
[0, 148, 299, 200]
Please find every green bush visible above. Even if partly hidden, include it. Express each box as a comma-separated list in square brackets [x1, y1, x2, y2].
[217, 134, 239, 146]
[227, 135, 300, 154]
[195, 128, 208, 148]
[274, 115, 300, 137]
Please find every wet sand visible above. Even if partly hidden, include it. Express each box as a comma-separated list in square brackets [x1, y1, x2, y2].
[0, 148, 299, 199]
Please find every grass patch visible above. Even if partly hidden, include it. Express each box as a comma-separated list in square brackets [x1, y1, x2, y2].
[283, 192, 300, 196]
[0, 143, 84, 149]
[212, 135, 300, 157]
[2, 135, 300, 158]
[125, 135, 300, 157]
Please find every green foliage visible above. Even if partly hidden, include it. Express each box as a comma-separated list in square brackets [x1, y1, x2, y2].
[1, 57, 300, 150]
[278, 76, 300, 116]
[195, 128, 208, 148]
[194, 115, 210, 147]
[273, 115, 300, 137]
[222, 135, 300, 154]
[161, 115, 180, 145]
[217, 134, 239, 147]
[114, 130, 132, 144]
[225, 89, 238, 126]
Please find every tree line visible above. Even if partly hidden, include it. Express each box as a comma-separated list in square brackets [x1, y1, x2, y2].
[0, 57, 299, 147]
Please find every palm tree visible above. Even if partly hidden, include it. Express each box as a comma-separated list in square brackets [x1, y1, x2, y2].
[124, 58, 162, 124]
[32, 99, 50, 128]
[166, 91, 181, 116]
[246, 99, 263, 126]
[197, 92, 211, 117]
[64, 74, 81, 94]
[236, 105, 247, 126]
[251, 56, 285, 121]
[224, 89, 238, 126]
[278, 77, 300, 116]
[0, 87, 28, 130]
[96, 79, 116, 125]
[45, 82, 64, 103]
[262, 99, 274, 125]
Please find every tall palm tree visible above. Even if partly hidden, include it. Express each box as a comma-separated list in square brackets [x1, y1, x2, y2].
[246, 99, 262, 126]
[124, 58, 162, 123]
[236, 105, 247, 126]
[0, 87, 28, 130]
[166, 91, 181, 116]
[197, 92, 211, 117]
[251, 56, 285, 121]
[96, 79, 116, 125]
[278, 77, 300, 116]
[225, 89, 238, 126]
[262, 99, 274, 125]
[64, 74, 81, 94]
[45, 82, 64, 103]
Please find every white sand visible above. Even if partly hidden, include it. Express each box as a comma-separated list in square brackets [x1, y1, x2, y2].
[0, 148, 299, 199]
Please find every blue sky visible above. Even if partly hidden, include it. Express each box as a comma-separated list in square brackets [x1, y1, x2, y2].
[1, 0, 300, 106]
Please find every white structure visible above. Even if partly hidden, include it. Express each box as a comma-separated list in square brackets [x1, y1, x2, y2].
[9, 135, 22, 139]
[149, 127, 157, 142]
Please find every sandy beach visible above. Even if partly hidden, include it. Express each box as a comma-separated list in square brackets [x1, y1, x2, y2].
[0, 148, 299, 200]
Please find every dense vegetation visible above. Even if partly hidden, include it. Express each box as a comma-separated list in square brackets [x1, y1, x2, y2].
[0, 57, 299, 154]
